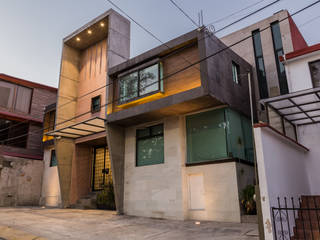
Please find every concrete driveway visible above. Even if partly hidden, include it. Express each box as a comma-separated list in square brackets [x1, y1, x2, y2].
[0, 207, 259, 240]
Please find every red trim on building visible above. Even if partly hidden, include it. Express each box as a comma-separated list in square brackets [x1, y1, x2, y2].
[253, 123, 309, 151]
[0, 73, 57, 92]
[281, 43, 320, 62]
[2, 151, 43, 160]
[0, 110, 42, 123]
[288, 15, 308, 52]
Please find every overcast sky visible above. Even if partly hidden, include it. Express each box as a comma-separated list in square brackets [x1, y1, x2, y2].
[0, 0, 319, 87]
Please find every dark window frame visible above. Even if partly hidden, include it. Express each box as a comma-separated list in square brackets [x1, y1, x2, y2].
[91, 95, 101, 113]
[117, 63, 162, 105]
[135, 124, 164, 167]
[252, 29, 269, 99]
[0, 119, 29, 148]
[232, 61, 240, 84]
[271, 21, 289, 95]
[309, 59, 320, 88]
[49, 149, 57, 167]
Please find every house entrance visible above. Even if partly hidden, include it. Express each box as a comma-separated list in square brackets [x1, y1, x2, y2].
[92, 146, 112, 191]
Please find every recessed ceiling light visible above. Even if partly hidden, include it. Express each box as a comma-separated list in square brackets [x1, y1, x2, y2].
[88, 30, 92, 34]
[100, 22, 105, 27]
[76, 37, 80, 42]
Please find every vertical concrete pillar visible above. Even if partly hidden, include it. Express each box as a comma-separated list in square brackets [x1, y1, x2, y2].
[55, 138, 75, 208]
[105, 123, 125, 214]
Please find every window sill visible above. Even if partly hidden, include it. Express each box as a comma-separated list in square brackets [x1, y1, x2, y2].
[185, 158, 254, 167]
[117, 91, 164, 109]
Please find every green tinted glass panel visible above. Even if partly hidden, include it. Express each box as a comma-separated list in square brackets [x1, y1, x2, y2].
[137, 135, 164, 166]
[241, 116, 254, 162]
[151, 124, 163, 136]
[186, 109, 228, 163]
[139, 64, 159, 96]
[119, 72, 138, 103]
[137, 128, 150, 138]
[226, 109, 245, 160]
[50, 150, 57, 167]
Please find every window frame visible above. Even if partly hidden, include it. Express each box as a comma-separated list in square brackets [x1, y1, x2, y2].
[91, 95, 101, 113]
[232, 61, 240, 84]
[271, 21, 289, 95]
[117, 63, 162, 105]
[309, 59, 320, 88]
[135, 123, 164, 167]
[252, 29, 269, 99]
[49, 149, 57, 167]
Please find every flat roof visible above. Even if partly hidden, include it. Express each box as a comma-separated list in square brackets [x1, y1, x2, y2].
[261, 87, 320, 126]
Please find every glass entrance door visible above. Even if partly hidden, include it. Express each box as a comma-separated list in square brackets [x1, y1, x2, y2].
[92, 146, 112, 191]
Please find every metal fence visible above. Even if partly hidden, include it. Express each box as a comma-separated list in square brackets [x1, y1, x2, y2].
[271, 197, 320, 240]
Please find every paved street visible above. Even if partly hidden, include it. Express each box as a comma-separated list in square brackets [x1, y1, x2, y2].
[0, 207, 259, 240]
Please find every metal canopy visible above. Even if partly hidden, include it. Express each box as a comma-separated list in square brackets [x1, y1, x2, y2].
[46, 117, 106, 139]
[261, 87, 320, 126]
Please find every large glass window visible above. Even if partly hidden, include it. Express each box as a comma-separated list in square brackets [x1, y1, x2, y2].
[119, 63, 161, 104]
[186, 109, 228, 164]
[309, 60, 320, 88]
[186, 108, 253, 164]
[136, 124, 164, 166]
[0, 119, 29, 148]
[252, 30, 269, 99]
[271, 22, 288, 95]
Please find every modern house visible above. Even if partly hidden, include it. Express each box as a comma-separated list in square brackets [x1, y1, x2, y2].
[0, 73, 57, 206]
[45, 9, 130, 208]
[254, 43, 320, 239]
[106, 28, 255, 222]
[221, 10, 308, 120]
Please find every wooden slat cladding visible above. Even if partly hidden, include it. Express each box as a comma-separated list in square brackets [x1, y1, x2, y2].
[162, 44, 201, 96]
[111, 44, 201, 113]
[76, 39, 107, 122]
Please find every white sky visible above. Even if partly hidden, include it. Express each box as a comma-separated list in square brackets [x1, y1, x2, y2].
[0, 0, 319, 87]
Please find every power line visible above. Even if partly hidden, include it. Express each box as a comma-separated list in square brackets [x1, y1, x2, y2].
[3, 0, 320, 144]
[209, 0, 266, 25]
[169, 0, 199, 27]
[299, 14, 320, 28]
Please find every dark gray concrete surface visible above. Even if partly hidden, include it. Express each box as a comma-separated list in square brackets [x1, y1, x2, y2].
[0, 207, 259, 240]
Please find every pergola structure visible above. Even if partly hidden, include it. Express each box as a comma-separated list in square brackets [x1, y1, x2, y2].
[46, 117, 106, 139]
[260, 87, 320, 139]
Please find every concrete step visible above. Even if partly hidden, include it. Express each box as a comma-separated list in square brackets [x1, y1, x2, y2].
[241, 215, 258, 224]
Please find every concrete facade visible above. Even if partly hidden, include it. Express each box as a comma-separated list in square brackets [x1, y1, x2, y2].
[40, 146, 61, 207]
[122, 114, 254, 222]
[221, 10, 307, 119]
[54, 9, 130, 208]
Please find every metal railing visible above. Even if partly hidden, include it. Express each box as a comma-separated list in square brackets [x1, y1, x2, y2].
[271, 197, 320, 240]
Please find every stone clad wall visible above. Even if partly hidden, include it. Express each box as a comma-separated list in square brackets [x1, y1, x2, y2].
[0, 155, 43, 206]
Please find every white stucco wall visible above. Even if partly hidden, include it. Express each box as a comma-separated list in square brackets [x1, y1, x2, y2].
[254, 126, 310, 239]
[40, 147, 61, 207]
[284, 50, 320, 92]
[298, 123, 320, 195]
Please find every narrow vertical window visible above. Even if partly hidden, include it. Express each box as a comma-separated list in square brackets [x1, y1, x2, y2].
[232, 62, 240, 84]
[309, 60, 320, 88]
[271, 21, 288, 95]
[50, 150, 57, 167]
[91, 95, 101, 113]
[252, 30, 269, 99]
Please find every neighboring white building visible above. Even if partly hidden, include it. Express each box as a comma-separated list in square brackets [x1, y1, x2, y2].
[254, 43, 320, 239]
[281, 43, 320, 92]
